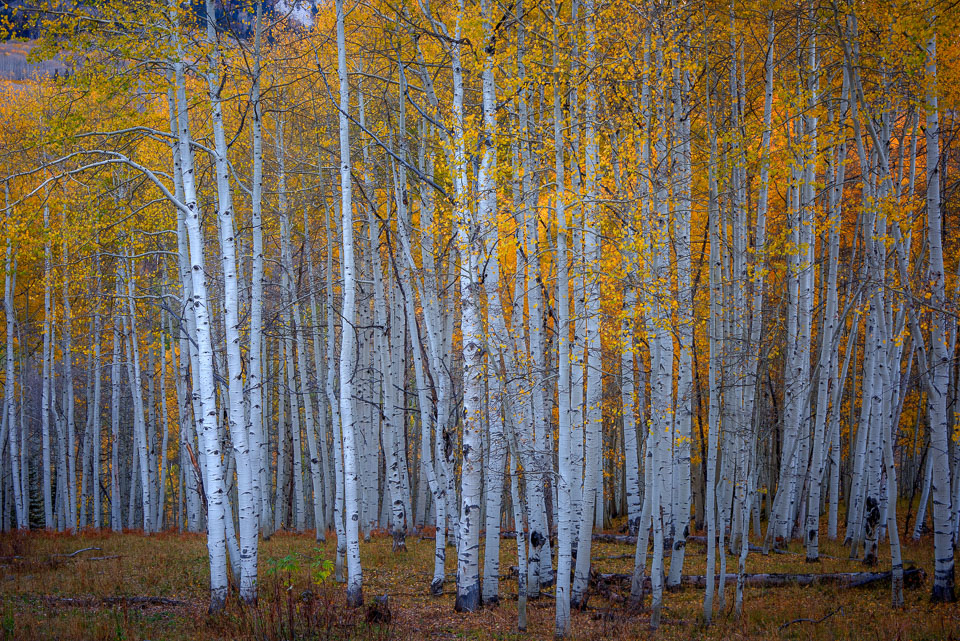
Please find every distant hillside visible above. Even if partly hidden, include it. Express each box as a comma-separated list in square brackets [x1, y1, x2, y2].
[0, 0, 317, 81]
[0, 41, 67, 80]
[1, 0, 307, 42]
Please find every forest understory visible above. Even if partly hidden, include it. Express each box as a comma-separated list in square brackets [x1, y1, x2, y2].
[2, 513, 958, 641]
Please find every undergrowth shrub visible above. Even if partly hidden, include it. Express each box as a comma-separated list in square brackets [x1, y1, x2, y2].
[237, 548, 392, 641]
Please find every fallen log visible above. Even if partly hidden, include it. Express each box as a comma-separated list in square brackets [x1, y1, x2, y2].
[778, 605, 844, 631]
[42, 595, 191, 608]
[590, 533, 638, 544]
[592, 533, 766, 553]
[686, 535, 765, 553]
[472, 531, 785, 556]
[52, 547, 102, 558]
[499, 531, 642, 545]
[595, 568, 925, 590]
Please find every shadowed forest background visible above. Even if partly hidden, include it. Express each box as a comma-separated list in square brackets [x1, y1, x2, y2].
[1, 0, 960, 638]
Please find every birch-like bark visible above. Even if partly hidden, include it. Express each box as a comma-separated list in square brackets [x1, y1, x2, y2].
[167, 77, 201, 534]
[667, 39, 693, 589]
[91, 266, 103, 528]
[806, 68, 848, 562]
[275, 338, 288, 531]
[324, 188, 347, 581]
[571, 0, 602, 607]
[120, 257, 153, 533]
[246, 0, 266, 547]
[110, 274, 123, 531]
[451, 0, 483, 610]
[703, 67, 721, 623]
[335, 0, 363, 605]
[477, 0, 507, 605]
[41, 199, 54, 528]
[914, 454, 933, 541]
[379, 133, 410, 550]
[61, 234, 78, 532]
[553, 0, 572, 631]
[291, 213, 325, 539]
[2, 183, 24, 530]
[923, 34, 955, 603]
[305, 202, 333, 538]
[647, 41, 673, 629]
[393, 119, 448, 594]
[516, 0, 553, 591]
[621, 296, 640, 531]
[174, 52, 229, 611]
[204, 0, 258, 597]
[156, 340, 171, 529]
[508, 451, 528, 631]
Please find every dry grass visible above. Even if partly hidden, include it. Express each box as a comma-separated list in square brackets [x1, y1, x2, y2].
[1, 517, 958, 641]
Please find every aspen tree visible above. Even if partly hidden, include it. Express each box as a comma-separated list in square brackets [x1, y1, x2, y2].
[173, 49, 230, 611]
[90, 264, 103, 528]
[667, 36, 693, 590]
[806, 66, 848, 562]
[247, 0, 267, 548]
[571, 0, 602, 608]
[553, 0, 573, 630]
[325, 186, 347, 582]
[203, 0, 259, 596]
[110, 271, 124, 532]
[923, 32, 955, 604]
[703, 42, 721, 622]
[61, 231, 78, 532]
[120, 256, 153, 533]
[335, 0, 364, 606]
[477, 0, 508, 605]
[41, 199, 54, 528]
[516, 0, 552, 590]
[451, 0, 485, 609]
[2, 182, 24, 530]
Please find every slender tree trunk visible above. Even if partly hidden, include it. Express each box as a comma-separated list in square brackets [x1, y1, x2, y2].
[173, 52, 230, 611]
[120, 257, 153, 533]
[335, 0, 363, 605]
[2, 183, 24, 530]
[923, 34, 955, 603]
[553, 0, 573, 630]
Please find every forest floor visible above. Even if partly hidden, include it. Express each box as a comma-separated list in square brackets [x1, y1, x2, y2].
[1, 517, 959, 641]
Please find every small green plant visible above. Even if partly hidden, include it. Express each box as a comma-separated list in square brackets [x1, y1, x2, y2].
[111, 608, 126, 641]
[265, 553, 300, 588]
[310, 548, 334, 585]
[1, 609, 15, 641]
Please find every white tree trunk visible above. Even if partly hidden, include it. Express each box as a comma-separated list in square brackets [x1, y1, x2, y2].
[923, 34, 955, 603]
[335, 0, 363, 606]
[41, 199, 54, 528]
[173, 54, 230, 611]
[451, 0, 483, 610]
[204, 2, 258, 593]
[571, 0, 602, 607]
[553, 0, 573, 631]
[120, 257, 153, 533]
[2, 183, 25, 530]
